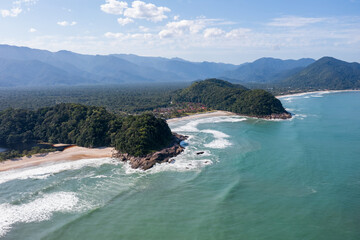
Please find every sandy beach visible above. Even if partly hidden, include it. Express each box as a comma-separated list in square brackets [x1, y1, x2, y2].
[166, 110, 236, 123]
[3, 90, 359, 172]
[276, 89, 360, 99]
[0, 146, 115, 172]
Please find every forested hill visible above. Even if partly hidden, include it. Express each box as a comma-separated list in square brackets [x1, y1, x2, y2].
[222, 57, 315, 83]
[280, 57, 360, 90]
[173, 79, 290, 118]
[0, 104, 172, 157]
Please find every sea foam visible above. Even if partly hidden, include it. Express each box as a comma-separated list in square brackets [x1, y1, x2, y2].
[0, 157, 118, 185]
[201, 129, 232, 149]
[0, 192, 79, 238]
[171, 116, 246, 133]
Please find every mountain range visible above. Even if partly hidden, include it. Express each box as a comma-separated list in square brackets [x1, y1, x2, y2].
[0, 44, 359, 90]
[280, 57, 360, 89]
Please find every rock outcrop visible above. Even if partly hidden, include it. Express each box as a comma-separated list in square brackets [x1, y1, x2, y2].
[261, 112, 292, 120]
[113, 133, 188, 170]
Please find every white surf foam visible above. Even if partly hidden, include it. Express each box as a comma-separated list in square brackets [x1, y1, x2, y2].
[201, 129, 232, 149]
[204, 139, 232, 149]
[171, 116, 245, 150]
[282, 97, 295, 102]
[0, 192, 79, 238]
[201, 129, 230, 138]
[294, 114, 307, 120]
[171, 116, 246, 133]
[123, 158, 213, 175]
[310, 94, 323, 98]
[0, 157, 118, 185]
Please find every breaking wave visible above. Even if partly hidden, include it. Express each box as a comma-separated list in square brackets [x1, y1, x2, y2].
[0, 158, 118, 185]
[0, 192, 81, 238]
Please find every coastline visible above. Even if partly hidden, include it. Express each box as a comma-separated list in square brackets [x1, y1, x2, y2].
[276, 89, 360, 99]
[0, 146, 115, 172]
[4, 90, 357, 172]
[167, 110, 236, 123]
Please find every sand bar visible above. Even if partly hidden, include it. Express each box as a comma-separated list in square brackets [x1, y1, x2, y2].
[0, 146, 115, 172]
[167, 110, 236, 124]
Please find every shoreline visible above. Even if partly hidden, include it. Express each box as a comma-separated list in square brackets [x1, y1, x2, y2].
[167, 110, 236, 123]
[167, 110, 291, 123]
[3, 90, 357, 172]
[0, 146, 115, 172]
[276, 89, 360, 99]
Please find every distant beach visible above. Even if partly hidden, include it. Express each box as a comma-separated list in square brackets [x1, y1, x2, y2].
[167, 111, 236, 124]
[0, 146, 114, 172]
[276, 89, 360, 99]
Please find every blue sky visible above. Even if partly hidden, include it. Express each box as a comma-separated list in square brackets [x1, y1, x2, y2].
[0, 0, 359, 64]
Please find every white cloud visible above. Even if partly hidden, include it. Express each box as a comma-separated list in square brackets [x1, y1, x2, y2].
[117, 17, 134, 25]
[173, 15, 180, 21]
[1, 0, 38, 18]
[123, 1, 171, 22]
[268, 16, 326, 27]
[139, 26, 150, 32]
[101, 1, 170, 23]
[159, 19, 206, 38]
[57, 21, 77, 26]
[100, 0, 128, 15]
[14, 0, 38, 5]
[105, 32, 125, 38]
[28, 28, 37, 33]
[203, 28, 225, 38]
[104, 32, 154, 41]
[1, 7, 22, 17]
[225, 28, 252, 39]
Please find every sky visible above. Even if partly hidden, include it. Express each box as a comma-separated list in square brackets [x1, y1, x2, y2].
[0, 0, 360, 64]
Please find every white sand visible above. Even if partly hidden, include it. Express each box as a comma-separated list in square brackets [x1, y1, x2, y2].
[0, 146, 115, 172]
[276, 89, 360, 99]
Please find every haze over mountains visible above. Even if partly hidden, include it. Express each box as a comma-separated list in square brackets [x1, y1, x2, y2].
[223, 57, 315, 83]
[0, 44, 359, 90]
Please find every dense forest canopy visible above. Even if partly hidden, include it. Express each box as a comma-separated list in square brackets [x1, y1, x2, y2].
[0, 83, 187, 113]
[0, 103, 173, 157]
[173, 79, 288, 117]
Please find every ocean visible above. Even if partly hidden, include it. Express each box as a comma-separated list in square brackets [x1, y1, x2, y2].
[0, 91, 360, 240]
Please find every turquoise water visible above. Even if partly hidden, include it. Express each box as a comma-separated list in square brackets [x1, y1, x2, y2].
[1, 92, 360, 240]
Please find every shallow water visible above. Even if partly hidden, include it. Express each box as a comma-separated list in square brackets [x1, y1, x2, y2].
[1, 92, 360, 240]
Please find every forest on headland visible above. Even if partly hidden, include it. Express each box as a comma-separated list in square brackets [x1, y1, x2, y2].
[0, 103, 173, 161]
[0, 79, 290, 161]
[174, 79, 289, 118]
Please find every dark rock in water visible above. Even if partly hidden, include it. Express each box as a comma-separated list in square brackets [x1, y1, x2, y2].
[196, 151, 205, 155]
[261, 112, 292, 119]
[113, 133, 188, 170]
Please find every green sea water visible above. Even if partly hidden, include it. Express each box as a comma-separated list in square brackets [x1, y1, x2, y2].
[1, 92, 360, 240]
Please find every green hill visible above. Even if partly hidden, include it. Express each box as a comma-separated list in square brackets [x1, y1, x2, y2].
[223, 57, 315, 83]
[280, 57, 360, 90]
[0, 103, 172, 158]
[174, 79, 290, 118]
